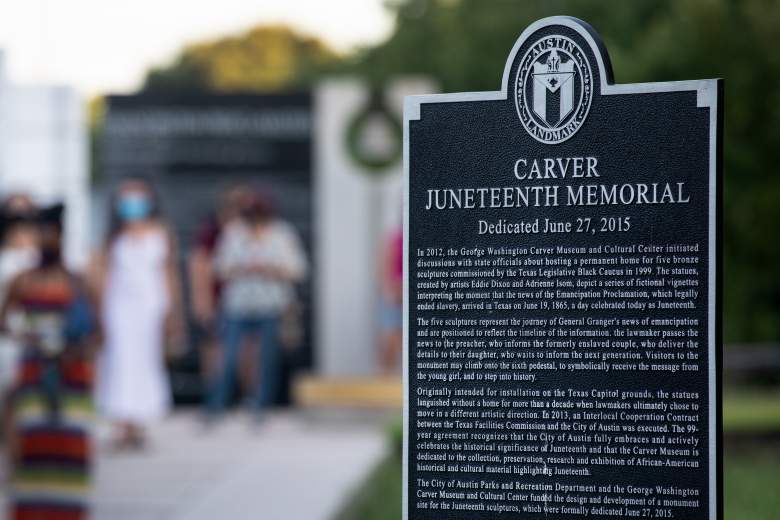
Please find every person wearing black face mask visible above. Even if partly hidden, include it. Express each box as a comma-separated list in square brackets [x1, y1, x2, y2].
[207, 191, 307, 421]
[0, 203, 98, 520]
[0, 194, 40, 484]
[38, 204, 64, 267]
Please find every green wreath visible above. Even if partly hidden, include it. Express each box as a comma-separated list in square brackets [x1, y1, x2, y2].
[345, 91, 403, 173]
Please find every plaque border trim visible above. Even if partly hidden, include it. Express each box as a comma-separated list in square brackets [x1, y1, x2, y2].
[403, 15, 722, 520]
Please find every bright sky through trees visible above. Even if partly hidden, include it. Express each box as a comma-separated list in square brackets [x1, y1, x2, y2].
[0, 0, 393, 95]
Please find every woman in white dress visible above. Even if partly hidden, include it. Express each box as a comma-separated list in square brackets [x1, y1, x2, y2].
[90, 178, 183, 449]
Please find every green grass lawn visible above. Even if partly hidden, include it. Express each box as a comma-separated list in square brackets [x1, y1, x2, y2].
[723, 390, 780, 434]
[336, 452, 402, 520]
[724, 449, 780, 519]
[335, 391, 780, 519]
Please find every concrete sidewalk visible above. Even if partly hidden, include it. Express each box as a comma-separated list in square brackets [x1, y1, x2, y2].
[2, 411, 389, 520]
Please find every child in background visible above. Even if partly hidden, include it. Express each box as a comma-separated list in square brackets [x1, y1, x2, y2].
[378, 225, 403, 373]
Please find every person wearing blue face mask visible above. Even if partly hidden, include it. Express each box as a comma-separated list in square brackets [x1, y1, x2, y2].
[117, 192, 152, 222]
[88, 177, 184, 450]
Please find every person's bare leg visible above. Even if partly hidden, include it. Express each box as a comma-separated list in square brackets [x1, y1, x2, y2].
[110, 422, 135, 450]
[128, 423, 146, 449]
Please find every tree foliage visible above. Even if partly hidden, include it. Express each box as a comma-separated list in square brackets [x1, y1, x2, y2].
[143, 25, 339, 93]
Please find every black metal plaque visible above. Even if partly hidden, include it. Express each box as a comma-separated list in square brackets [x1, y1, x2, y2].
[403, 16, 722, 520]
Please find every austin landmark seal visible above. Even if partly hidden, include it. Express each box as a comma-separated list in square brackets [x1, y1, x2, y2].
[515, 35, 593, 144]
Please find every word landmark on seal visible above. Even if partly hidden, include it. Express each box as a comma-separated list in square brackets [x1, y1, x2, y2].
[403, 16, 722, 520]
[517, 35, 592, 143]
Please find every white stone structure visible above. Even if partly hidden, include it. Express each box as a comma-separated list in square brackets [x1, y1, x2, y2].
[0, 51, 90, 269]
[315, 78, 436, 376]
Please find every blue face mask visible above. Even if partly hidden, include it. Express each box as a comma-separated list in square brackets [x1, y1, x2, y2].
[117, 194, 151, 221]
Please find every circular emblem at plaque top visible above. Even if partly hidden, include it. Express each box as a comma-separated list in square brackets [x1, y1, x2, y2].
[515, 34, 593, 144]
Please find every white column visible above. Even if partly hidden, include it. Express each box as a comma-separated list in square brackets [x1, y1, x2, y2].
[314, 78, 436, 377]
[315, 80, 376, 376]
[0, 81, 89, 270]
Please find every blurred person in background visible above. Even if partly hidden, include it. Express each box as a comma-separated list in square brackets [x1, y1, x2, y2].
[378, 224, 403, 374]
[0, 195, 40, 446]
[189, 186, 252, 390]
[90, 177, 183, 450]
[206, 191, 306, 420]
[2, 203, 98, 520]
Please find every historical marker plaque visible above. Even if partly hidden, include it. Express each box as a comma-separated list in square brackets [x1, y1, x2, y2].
[403, 17, 722, 519]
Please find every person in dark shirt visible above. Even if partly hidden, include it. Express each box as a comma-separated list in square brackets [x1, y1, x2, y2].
[206, 192, 306, 417]
[189, 187, 252, 396]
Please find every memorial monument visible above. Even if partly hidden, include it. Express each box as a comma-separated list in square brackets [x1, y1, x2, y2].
[403, 16, 722, 519]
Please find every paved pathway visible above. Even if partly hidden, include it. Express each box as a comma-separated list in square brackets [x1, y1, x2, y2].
[2, 411, 388, 520]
